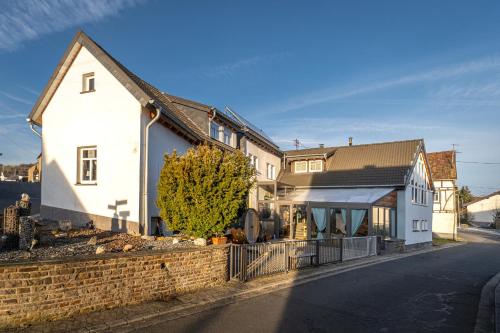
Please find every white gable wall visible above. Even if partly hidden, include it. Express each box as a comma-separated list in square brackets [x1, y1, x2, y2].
[467, 194, 500, 224]
[432, 180, 457, 238]
[144, 114, 193, 231]
[41, 46, 143, 231]
[400, 152, 433, 245]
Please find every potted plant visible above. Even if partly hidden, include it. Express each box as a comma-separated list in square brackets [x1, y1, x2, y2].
[211, 233, 227, 245]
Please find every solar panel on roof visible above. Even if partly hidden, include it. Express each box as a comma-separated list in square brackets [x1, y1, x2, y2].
[222, 106, 277, 145]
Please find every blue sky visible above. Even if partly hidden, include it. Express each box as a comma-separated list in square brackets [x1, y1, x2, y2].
[0, 0, 499, 195]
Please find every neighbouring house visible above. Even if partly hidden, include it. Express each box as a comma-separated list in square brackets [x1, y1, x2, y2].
[427, 151, 458, 239]
[256, 139, 434, 248]
[27, 31, 280, 235]
[465, 191, 500, 227]
[27, 153, 42, 183]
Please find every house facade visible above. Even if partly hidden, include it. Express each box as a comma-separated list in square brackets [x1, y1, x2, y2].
[28, 31, 280, 235]
[257, 140, 434, 248]
[427, 151, 458, 239]
[28, 31, 433, 246]
[465, 191, 500, 227]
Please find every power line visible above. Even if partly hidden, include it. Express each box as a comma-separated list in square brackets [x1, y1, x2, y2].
[457, 184, 500, 190]
[457, 160, 500, 165]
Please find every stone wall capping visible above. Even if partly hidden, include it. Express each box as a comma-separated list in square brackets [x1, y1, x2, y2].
[0, 243, 230, 268]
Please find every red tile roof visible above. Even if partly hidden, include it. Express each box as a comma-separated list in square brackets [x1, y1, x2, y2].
[427, 151, 457, 180]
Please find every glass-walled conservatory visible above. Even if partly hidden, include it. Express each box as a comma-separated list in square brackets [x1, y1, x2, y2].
[256, 182, 398, 240]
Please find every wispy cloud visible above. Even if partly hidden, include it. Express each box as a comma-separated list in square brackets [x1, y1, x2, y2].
[0, 113, 26, 120]
[0, 91, 33, 105]
[260, 56, 500, 114]
[0, 0, 145, 51]
[432, 82, 500, 100]
[204, 53, 288, 78]
[17, 85, 40, 96]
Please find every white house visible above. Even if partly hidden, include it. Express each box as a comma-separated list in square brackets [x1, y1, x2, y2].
[466, 191, 500, 227]
[427, 151, 458, 239]
[258, 139, 434, 248]
[27, 31, 281, 236]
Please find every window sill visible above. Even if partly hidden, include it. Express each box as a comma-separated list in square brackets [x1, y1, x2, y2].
[75, 183, 97, 186]
[80, 90, 96, 94]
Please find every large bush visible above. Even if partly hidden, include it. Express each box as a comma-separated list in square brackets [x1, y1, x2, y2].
[157, 145, 256, 238]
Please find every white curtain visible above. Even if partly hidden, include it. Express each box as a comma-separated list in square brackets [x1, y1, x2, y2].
[351, 209, 367, 235]
[312, 208, 327, 239]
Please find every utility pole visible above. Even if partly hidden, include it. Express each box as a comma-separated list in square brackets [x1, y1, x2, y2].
[451, 144, 460, 240]
[293, 139, 300, 150]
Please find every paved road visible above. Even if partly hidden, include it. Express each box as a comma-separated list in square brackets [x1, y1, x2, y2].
[139, 231, 500, 333]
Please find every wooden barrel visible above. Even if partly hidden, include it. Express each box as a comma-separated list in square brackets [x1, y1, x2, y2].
[244, 209, 260, 244]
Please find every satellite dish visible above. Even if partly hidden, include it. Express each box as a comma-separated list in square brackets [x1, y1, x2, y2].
[244, 209, 260, 244]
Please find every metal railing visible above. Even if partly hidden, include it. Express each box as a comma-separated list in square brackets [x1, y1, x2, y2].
[229, 236, 377, 281]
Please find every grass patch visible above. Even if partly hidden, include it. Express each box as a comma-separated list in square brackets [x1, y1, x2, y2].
[432, 237, 459, 246]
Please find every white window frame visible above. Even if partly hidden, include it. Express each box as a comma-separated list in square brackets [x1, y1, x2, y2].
[266, 163, 275, 180]
[223, 128, 231, 146]
[412, 219, 420, 232]
[78, 146, 97, 184]
[294, 161, 308, 173]
[82, 72, 95, 93]
[308, 160, 323, 172]
[210, 121, 220, 140]
[433, 191, 439, 203]
[248, 154, 259, 172]
[421, 220, 428, 231]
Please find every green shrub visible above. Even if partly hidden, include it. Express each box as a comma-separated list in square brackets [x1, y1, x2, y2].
[157, 145, 256, 238]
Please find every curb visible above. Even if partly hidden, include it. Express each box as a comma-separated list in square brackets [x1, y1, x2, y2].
[83, 241, 465, 333]
[474, 272, 500, 333]
[496, 281, 500, 333]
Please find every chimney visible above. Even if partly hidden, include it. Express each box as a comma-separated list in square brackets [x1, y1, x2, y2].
[348, 137, 353, 146]
[319, 144, 324, 148]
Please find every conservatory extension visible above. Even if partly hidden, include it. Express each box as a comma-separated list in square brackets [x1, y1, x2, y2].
[256, 182, 397, 240]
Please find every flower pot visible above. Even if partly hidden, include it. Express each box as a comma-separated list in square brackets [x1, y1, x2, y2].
[211, 236, 227, 245]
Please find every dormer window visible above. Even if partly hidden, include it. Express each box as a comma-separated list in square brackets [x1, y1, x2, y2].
[82, 73, 95, 93]
[294, 161, 307, 173]
[294, 160, 323, 173]
[309, 160, 323, 172]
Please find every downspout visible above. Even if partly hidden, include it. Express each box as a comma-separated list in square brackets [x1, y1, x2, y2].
[27, 119, 42, 182]
[143, 100, 161, 236]
[27, 119, 42, 138]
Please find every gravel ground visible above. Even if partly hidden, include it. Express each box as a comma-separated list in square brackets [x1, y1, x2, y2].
[0, 223, 197, 262]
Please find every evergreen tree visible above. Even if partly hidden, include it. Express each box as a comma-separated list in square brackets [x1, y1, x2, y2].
[157, 145, 256, 238]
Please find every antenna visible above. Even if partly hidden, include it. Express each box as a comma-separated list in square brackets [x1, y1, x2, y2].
[293, 139, 300, 150]
[451, 144, 461, 166]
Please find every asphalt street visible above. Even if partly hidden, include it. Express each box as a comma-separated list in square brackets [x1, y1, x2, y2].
[138, 230, 500, 333]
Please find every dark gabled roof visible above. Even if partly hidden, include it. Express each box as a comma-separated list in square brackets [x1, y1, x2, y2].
[28, 31, 277, 153]
[427, 151, 457, 180]
[279, 139, 424, 187]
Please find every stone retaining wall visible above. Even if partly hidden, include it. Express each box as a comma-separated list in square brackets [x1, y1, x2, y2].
[0, 245, 229, 328]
